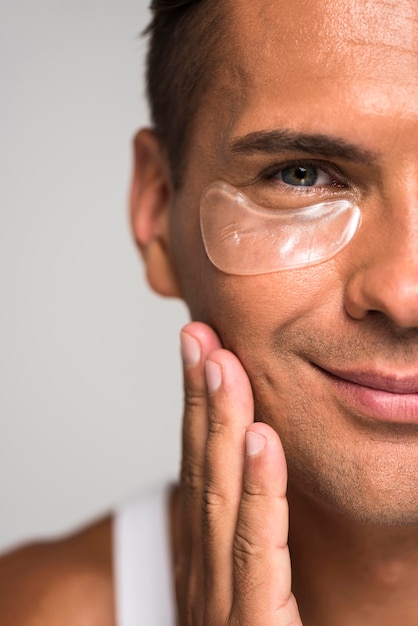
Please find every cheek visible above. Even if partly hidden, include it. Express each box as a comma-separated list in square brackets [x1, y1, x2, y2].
[201, 266, 334, 348]
[201, 265, 346, 418]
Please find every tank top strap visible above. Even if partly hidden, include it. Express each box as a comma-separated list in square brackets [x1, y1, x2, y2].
[113, 484, 176, 625]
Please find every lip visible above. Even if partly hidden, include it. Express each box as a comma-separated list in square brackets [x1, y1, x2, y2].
[322, 366, 418, 394]
[315, 365, 418, 424]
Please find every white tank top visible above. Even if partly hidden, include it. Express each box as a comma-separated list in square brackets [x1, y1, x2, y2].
[113, 484, 176, 625]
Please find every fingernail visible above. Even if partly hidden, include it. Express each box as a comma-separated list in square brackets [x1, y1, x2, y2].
[205, 360, 222, 393]
[180, 332, 201, 366]
[246, 431, 267, 456]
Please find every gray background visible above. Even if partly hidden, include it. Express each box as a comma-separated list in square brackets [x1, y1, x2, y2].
[0, 0, 188, 551]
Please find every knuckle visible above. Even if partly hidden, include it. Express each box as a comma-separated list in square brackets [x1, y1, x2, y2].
[184, 387, 206, 412]
[242, 478, 265, 499]
[202, 485, 226, 515]
[180, 458, 204, 494]
[233, 526, 260, 563]
[201, 486, 229, 544]
[207, 415, 227, 437]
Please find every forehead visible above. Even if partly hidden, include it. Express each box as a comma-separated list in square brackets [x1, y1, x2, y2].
[187, 0, 418, 173]
[228, 0, 418, 60]
[224, 0, 418, 84]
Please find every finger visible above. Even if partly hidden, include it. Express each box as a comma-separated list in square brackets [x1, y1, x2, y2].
[177, 322, 222, 620]
[203, 349, 255, 619]
[231, 422, 302, 625]
[180, 322, 221, 503]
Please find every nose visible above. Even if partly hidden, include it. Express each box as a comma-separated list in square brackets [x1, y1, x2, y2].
[344, 213, 418, 329]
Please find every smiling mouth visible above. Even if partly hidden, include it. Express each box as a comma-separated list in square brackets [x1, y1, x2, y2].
[315, 364, 418, 424]
[321, 366, 418, 394]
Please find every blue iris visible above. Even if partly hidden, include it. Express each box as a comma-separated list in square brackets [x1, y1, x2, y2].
[281, 165, 318, 186]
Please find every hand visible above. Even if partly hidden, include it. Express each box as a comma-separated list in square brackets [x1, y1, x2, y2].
[173, 321, 302, 625]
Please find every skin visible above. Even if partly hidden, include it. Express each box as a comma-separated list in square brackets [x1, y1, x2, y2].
[164, 0, 418, 529]
[0, 518, 114, 625]
[1, 0, 418, 624]
[135, 0, 418, 622]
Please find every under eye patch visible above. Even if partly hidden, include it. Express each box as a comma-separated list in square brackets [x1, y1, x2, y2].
[200, 182, 361, 275]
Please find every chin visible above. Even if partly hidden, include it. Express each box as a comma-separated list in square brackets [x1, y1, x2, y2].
[254, 393, 418, 528]
[304, 472, 418, 528]
[288, 441, 418, 527]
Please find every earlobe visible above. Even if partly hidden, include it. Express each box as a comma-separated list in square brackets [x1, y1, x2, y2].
[130, 129, 182, 298]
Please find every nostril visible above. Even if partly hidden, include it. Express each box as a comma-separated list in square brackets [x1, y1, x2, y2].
[344, 268, 418, 328]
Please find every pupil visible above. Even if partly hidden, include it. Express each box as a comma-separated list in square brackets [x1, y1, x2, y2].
[295, 167, 307, 181]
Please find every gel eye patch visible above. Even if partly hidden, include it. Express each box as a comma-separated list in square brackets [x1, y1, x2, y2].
[200, 182, 361, 275]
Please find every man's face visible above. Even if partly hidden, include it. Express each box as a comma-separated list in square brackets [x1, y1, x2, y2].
[169, 0, 418, 524]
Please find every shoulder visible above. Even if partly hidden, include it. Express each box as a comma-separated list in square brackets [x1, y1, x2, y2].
[0, 516, 115, 626]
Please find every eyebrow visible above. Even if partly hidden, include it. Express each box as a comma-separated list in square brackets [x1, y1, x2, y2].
[230, 129, 377, 164]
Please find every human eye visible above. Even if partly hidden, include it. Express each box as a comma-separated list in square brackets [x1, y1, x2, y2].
[243, 159, 350, 211]
[267, 160, 345, 191]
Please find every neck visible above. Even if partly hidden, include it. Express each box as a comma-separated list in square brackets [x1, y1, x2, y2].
[288, 485, 418, 626]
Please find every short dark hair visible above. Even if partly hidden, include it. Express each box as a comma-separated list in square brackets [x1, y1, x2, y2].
[145, 0, 225, 188]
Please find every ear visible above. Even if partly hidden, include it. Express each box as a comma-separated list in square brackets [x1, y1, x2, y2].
[130, 129, 182, 298]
